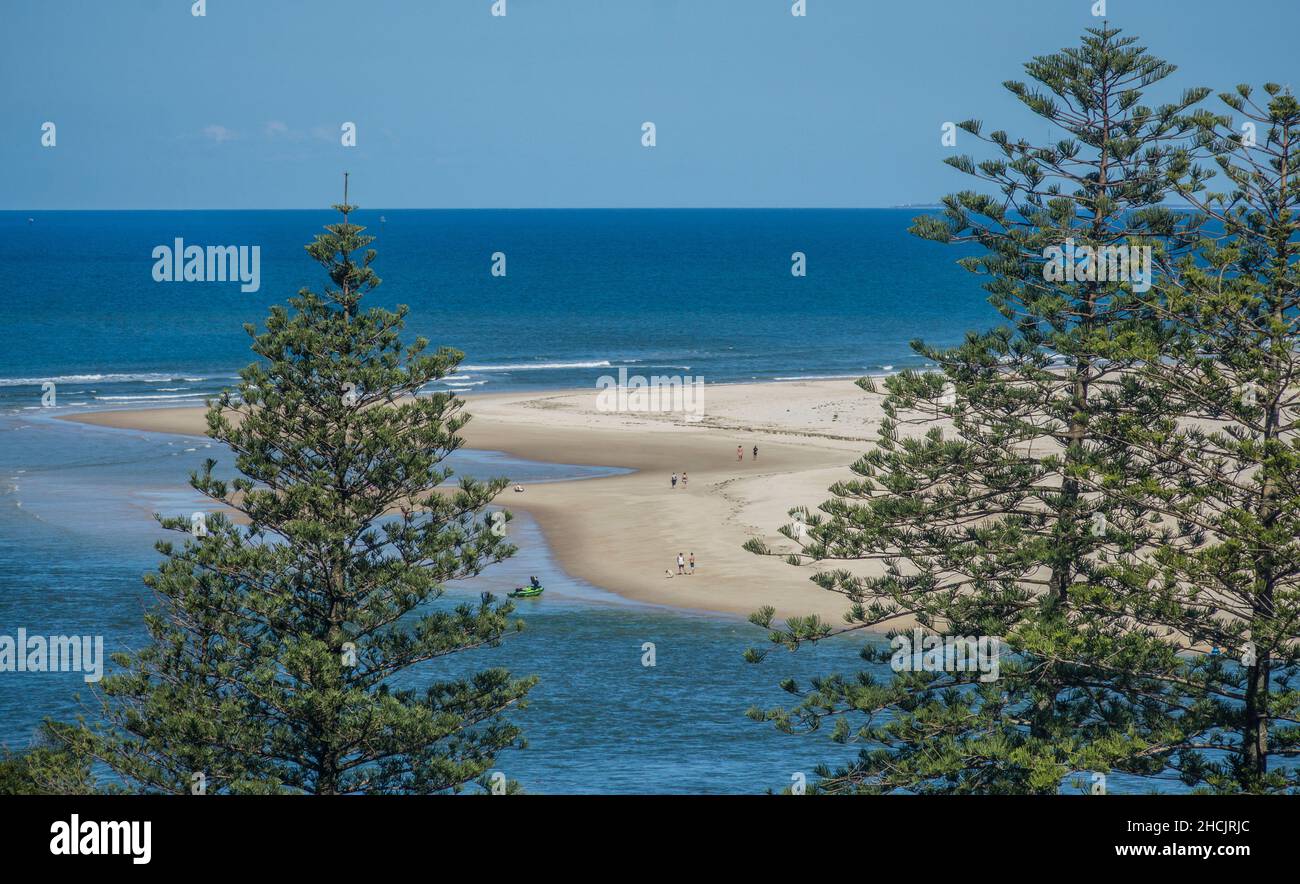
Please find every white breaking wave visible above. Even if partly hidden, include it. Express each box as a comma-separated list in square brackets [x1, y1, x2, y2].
[95, 393, 211, 402]
[0, 373, 211, 387]
[459, 360, 613, 372]
[773, 373, 871, 381]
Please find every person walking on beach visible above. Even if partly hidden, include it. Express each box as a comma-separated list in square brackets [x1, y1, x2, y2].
[753, 445, 759, 460]
[681, 471, 688, 488]
[677, 552, 686, 575]
[736, 445, 743, 461]
[689, 552, 695, 575]
[671, 472, 678, 489]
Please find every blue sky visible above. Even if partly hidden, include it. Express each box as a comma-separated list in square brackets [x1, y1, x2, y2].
[3, 0, 1297, 209]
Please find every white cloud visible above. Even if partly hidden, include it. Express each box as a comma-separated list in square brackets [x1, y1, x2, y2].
[201, 124, 237, 143]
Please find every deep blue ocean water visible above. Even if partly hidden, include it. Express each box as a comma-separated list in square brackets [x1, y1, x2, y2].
[0, 209, 1166, 792]
[0, 208, 991, 407]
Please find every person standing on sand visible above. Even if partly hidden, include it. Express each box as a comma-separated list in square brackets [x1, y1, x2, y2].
[681, 472, 688, 488]
[677, 552, 686, 575]
[689, 552, 695, 575]
[753, 445, 758, 460]
[671, 472, 678, 489]
[736, 445, 743, 461]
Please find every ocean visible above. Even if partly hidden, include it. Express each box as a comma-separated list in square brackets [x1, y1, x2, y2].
[0, 208, 990, 407]
[3, 208, 1156, 793]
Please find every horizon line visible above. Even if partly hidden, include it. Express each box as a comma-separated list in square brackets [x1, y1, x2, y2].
[4, 203, 1200, 213]
[4, 205, 940, 212]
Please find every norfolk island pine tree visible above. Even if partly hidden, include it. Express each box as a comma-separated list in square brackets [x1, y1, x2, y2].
[1094, 85, 1300, 792]
[742, 26, 1220, 794]
[49, 182, 537, 794]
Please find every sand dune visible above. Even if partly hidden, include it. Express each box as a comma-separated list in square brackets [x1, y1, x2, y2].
[64, 381, 891, 623]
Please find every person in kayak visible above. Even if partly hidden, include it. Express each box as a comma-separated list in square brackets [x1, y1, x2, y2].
[529, 575, 541, 589]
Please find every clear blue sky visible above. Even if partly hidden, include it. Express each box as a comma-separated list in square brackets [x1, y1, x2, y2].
[3, 0, 1296, 209]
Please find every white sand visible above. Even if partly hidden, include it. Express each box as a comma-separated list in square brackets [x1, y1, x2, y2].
[65, 380, 893, 622]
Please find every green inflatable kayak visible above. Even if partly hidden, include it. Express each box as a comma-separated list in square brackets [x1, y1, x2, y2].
[509, 585, 544, 598]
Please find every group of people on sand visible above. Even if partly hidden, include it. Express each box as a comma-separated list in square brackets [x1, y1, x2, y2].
[671, 443, 760, 489]
[662, 443, 760, 578]
[666, 551, 696, 578]
[673, 443, 759, 489]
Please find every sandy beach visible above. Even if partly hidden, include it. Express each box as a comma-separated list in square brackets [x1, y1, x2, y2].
[63, 380, 890, 623]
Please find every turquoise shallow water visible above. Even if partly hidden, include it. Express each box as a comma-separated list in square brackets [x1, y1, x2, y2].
[0, 409, 1176, 794]
[0, 411, 880, 793]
